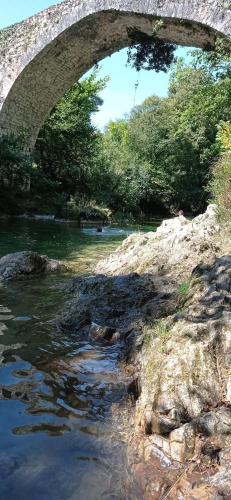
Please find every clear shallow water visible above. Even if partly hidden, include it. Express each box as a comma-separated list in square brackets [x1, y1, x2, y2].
[0, 218, 157, 272]
[0, 218, 157, 500]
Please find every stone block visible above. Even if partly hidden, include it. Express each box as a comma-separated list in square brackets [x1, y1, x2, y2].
[170, 423, 195, 462]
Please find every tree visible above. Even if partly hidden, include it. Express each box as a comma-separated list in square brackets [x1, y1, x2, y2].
[0, 133, 33, 213]
[35, 73, 107, 199]
[94, 120, 153, 216]
[127, 26, 176, 72]
[209, 122, 231, 221]
[98, 53, 231, 216]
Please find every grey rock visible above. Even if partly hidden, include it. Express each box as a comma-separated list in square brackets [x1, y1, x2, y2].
[0, 251, 66, 281]
[196, 408, 231, 436]
[89, 322, 116, 341]
[169, 423, 196, 462]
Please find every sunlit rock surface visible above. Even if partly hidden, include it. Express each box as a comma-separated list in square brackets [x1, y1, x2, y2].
[56, 205, 231, 497]
[96, 204, 220, 277]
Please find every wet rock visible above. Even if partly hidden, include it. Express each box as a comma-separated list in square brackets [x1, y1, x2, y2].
[111, 331, 120, 343]
[169, 423, 196, 462]
[0, 322, 7, 335]
[13, 316, 32, 322]
[89, 322, 116, 341]
[55, 273, 159, 339]
[0, 251, 67, 281]
[127, 378, 141, 401]
[130, 462, 172, 500]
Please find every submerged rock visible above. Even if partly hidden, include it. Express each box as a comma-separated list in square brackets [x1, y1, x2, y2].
[0, 251, 67, 281]
[89, 322, 117, 342]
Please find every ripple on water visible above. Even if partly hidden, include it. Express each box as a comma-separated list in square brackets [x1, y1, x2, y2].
[0, 219, 158, 499]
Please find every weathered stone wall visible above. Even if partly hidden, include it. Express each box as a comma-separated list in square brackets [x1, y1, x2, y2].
[0, 0, 230, 148]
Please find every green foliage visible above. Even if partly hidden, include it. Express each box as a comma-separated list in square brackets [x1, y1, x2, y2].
[0, 133, 34, 213]
[35, 73, 107, 198]
[1, 47, 231, 221]
[0, 74, 109, 218]
[191, 38, 231, 80]
[209, 121, 231, 222]
[177, 281, 191, 297]
[93, 119, 153, 216]
[154, 320, 171, 340]
[217, 121, 231, 151]
[127, 27, 176, 72]
[143, 320, 171, 353]
[0, 132, 32, 182]
[176, 280, 191, 311]
[63, 196, 111, 221]
[101, 53, 231, 215]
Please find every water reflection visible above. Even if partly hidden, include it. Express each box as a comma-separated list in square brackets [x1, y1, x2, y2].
[0, 305, 129, 498]
[0, 219, 157, 499]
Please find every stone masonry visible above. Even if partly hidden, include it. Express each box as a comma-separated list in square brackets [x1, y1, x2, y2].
[0, 0, 230, 148]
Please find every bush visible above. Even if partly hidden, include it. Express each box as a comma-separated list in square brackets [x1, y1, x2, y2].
[210, 122, 231, 222]
[63, 196, 112, 222]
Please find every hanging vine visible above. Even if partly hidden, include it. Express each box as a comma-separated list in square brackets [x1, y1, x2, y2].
[127, 26, 177, 72]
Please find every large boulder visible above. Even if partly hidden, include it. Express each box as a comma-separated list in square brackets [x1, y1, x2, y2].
[95, 205, 220, 279]
[0, 251, 66, 281]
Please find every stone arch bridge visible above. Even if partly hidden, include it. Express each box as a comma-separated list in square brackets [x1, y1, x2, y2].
[0, 0, 230, 148]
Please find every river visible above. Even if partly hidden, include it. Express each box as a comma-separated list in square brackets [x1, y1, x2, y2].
[0, 218, 158, 500]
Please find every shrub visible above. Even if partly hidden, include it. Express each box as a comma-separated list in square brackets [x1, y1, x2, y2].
[210, 122, 231, 222]
[63, 196, 112, 222]
[143, 319, 171, 347]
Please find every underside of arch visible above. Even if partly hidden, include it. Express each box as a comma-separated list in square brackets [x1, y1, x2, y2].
[0, 4, 230, 148]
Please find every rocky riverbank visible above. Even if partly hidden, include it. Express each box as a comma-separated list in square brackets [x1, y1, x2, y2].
[54, 205, 231, 498]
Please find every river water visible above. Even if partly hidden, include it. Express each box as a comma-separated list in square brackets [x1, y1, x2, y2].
[0, 218, 157, 500]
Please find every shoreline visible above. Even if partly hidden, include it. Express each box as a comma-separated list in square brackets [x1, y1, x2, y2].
[0, 205, 230, 497]
[0, 212, 171, 227]
[55, 204, 231, 498]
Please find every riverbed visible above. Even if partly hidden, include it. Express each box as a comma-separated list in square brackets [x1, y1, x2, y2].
[0, 218, 157, 500]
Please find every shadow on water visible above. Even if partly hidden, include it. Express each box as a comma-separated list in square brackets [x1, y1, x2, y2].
[0, 219, 158, 500]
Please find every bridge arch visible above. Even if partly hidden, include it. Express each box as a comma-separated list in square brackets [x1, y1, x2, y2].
[0, 0, 230, 148]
